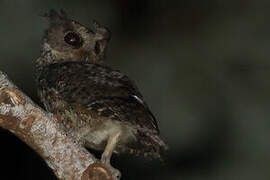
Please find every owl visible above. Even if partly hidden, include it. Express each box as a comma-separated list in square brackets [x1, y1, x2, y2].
[35, 10, 167, 168]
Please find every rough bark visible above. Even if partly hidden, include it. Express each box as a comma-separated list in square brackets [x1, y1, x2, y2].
[0, 71, 120, 180]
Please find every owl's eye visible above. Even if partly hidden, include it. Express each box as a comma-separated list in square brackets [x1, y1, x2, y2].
[64, 31, 82, 48]
[94, 41, 101, 55]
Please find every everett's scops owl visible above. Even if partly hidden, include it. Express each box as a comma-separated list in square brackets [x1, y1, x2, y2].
[35, 10, 167, 167]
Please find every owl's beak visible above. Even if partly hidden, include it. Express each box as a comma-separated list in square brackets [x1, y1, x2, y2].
[85, 51, 96, 62]
[85, 52, 92, 61]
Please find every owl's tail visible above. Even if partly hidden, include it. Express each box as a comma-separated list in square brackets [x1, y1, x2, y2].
[118, 128, 168, 160]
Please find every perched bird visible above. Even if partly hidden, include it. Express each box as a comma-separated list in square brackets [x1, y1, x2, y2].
[35, 10, 167, 168]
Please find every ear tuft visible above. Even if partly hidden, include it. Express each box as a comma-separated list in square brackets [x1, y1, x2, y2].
[92, 20, 111, 41]
[59, 9, 68, 18]
[40, 9, 69, 25]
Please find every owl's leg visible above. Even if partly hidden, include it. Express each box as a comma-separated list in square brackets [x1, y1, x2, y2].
[101, 132, 121, 165]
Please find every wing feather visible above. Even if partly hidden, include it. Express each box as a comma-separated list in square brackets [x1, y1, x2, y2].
[37, 62, 159, 133]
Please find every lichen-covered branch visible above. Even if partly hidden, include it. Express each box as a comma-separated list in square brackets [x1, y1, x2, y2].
[0, 71, 119, 180]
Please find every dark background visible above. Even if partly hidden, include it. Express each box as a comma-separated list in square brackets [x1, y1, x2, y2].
[0, 0, 270, 179]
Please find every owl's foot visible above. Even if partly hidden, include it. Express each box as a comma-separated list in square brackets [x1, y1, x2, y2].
[112, 167, 121, 180]
[105, 164, 121, 180]
[101, 132, 121, 179]
[101, 131, 121, 165]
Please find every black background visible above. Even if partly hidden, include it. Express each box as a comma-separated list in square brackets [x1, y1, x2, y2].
[0, 1, 270, 179]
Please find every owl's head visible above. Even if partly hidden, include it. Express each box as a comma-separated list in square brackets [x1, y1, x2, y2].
[39, 9, 110, 66]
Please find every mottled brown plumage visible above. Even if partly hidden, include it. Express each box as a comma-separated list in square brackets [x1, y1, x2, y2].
[35, 10, 167, 167]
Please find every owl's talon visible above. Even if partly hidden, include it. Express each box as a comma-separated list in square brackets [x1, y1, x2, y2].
[112, 168, 121, 180]
[101, 132, 121, 165]
[101, 154, 109, 165]
[102, 162, 121, 180]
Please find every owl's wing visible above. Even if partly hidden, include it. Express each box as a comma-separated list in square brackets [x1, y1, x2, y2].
[40, 62, 159, 133]
[86, 96, 159, 133]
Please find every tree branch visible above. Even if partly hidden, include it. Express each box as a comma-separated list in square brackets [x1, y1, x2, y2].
[0, 71, 120, 180]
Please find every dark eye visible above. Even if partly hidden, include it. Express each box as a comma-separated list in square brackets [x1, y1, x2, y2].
[94, 41, 101, 55]
[64, 31, 82, 48]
